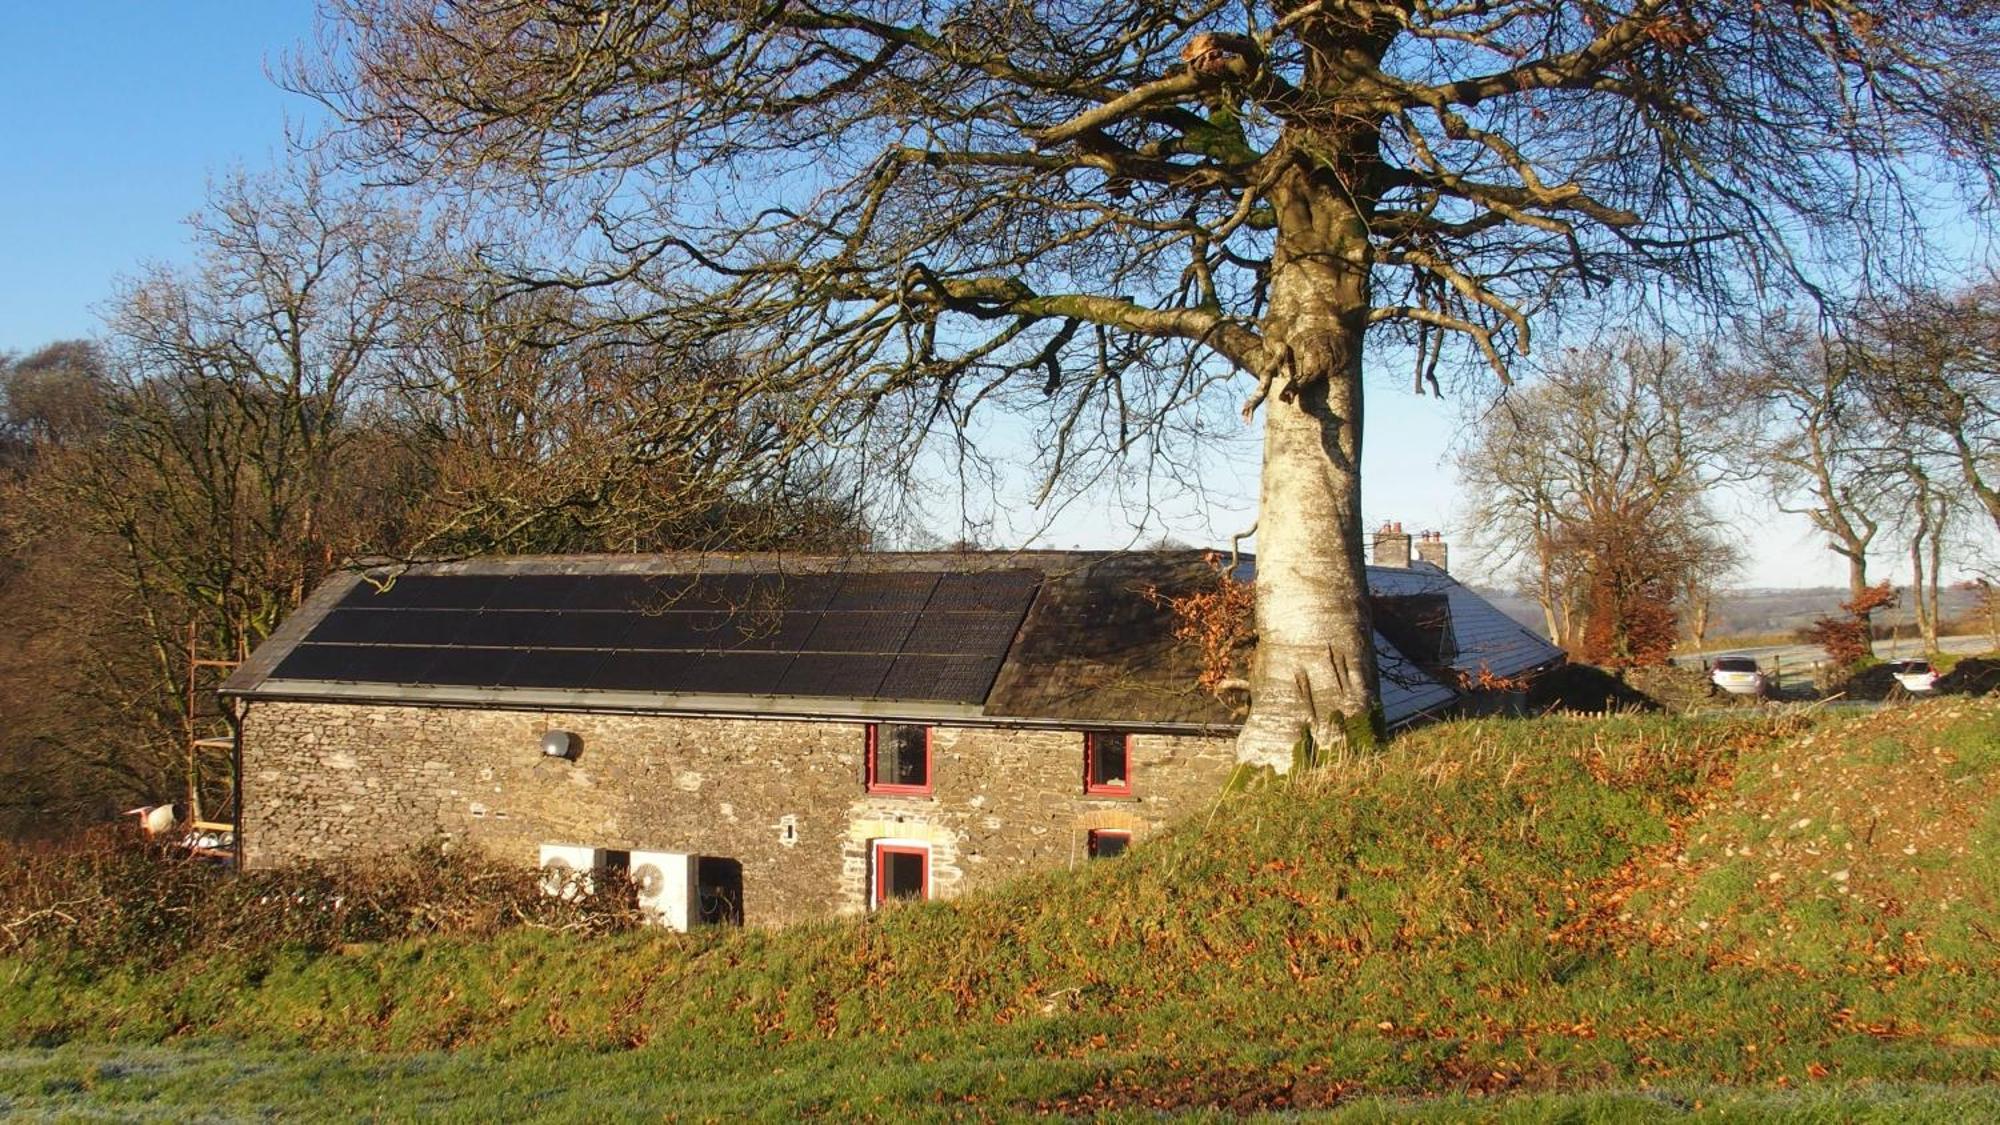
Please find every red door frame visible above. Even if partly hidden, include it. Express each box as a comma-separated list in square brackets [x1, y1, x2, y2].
[872, 842, 930, 906]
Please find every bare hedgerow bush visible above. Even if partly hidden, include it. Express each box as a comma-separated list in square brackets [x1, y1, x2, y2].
[0, 829, 643, 968]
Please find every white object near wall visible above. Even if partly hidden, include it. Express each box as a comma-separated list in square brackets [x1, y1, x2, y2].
[629, 850, 698, 931]
[537, 843, 601, 900]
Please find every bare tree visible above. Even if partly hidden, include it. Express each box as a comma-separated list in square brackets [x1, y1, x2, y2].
[1457, 395, 1576, 646]
[385, 278, 867, 557]
[1678, 531, 1743, 654]
[304, 0, 2000, 762]
[1886, 451, 1958, 651]
[1733, 314, 1894, 651]
[0, 343, 158, 831]
[1458, 335, 1743, 664]
[1965, 577, 2000, 651]
[1862, 281, 2000, 536]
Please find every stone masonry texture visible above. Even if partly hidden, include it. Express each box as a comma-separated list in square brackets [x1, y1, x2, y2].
[239, 700, 1238, 926]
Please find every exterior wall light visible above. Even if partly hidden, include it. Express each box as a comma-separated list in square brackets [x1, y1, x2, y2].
[540, 730, 580, 760]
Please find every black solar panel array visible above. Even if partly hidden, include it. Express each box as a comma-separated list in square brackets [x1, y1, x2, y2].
[269, 569, 1043, 705]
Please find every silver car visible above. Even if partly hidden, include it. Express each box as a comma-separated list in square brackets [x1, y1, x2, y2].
[1710, 655, 1766, 696]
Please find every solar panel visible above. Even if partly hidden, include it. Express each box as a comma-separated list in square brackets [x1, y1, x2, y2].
[560, 574, 691, 612]
[342, 575, 500, 611]
[710, 611, 820, 652]
[924, 570, 1042, 611]
[800, 611, 918, 654]
[495, 649, 612, 690]
[590, 649, 711, 692]
[483, 575, 597, 611]
[272, 643, 441, 684]
[283, 563, 1043, 704]
[422, 647, 521, 688]
[367, 609, 476, 646]
[678, 573, 758, 609]
[681, 653, 800, 695]
[623, 610, 736, 651]
[775, 653, 894, 699]
[312, 604, 468, 640]
[827, 572, 939, 611]
[739, 573, 842, 611]
[873, 655, 935, 701]
[928, 655, 1008, 703]
[905, 610, 1023, 654]
[270, 643, 364, 681]
[454, 611, 631, 650]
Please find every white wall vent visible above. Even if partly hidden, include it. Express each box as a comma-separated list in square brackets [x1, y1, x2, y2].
[537, 843, 601, 900]
[629, 850, 698, 932]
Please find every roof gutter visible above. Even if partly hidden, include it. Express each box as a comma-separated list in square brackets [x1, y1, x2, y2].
[224, 680, 1245, 738]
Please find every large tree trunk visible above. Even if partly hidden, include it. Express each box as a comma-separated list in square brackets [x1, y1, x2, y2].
[1844, 552, 1876, 658]
[1534, 537, 1564, 644]
[1538, 596, 1563, 648]
[1924, 528, 1943, 651]
[1235, 167, 1381, 769]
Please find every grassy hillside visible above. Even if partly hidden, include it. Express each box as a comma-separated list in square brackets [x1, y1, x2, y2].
[1, 702, 1997, 1118]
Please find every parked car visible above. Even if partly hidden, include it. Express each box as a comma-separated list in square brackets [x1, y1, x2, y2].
[1709, 655, 1767, 696]
[1887, 659, 1939, 693]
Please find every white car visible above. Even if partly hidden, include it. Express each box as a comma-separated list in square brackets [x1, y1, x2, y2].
[1710, 655, 1767, 696]
[1888, 660, 1939, 693]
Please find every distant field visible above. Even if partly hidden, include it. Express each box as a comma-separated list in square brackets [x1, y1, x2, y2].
[2, 701, 1996, 1117]
[1479, 585, 1992, 650]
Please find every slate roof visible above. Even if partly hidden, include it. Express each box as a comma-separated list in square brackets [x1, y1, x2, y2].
[1365, 562, 1566, 692]
[224, 551, 1563, 732]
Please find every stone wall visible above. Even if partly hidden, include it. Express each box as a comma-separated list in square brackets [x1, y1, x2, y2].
[239, 700, 1238, 926]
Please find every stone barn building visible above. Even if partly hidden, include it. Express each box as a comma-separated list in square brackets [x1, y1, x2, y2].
[222, 544, 1559, 926]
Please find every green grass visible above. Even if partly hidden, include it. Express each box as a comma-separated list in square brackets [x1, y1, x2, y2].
[2, 704, 1998, 1118]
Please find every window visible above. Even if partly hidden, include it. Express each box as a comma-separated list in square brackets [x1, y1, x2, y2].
[1087, 829, 1130, 859]
[865, 723, 932, 795]
[872, 842, 929, 906]
[1084, 731, 1132, 796]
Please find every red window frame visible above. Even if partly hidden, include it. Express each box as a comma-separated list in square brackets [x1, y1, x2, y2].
[1083, 731, 1133, 796]
[865, 723, 933, 795]
[872, 842, 930, 906]
[1087, 829, 1131, 859]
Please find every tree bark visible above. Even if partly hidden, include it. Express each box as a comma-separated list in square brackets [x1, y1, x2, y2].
[1844, 552, 1876, 658]
[1235, 165, 1382, 768]
[1910, 538, 1936, 650]
[1538, 595, 1562, 648]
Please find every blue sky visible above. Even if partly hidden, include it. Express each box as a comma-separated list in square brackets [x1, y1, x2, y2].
[0, 1, 320, 346]
[0, 2, 1904, 588]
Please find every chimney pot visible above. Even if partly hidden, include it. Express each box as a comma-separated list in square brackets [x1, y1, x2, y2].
[1372, 520, 1414, 568]
[1416, 531, 1449, 573]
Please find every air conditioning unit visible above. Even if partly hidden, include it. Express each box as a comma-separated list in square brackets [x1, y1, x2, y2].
[538, 843, 601, 901]
[628, 850, 698, 931]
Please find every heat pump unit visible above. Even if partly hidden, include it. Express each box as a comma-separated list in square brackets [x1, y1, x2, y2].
[628, 850, 698, 931]
[538, 843, 601, 901]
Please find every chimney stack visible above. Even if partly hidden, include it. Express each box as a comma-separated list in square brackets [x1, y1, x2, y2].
[1371, 520, 1412, 567]
[1416, 530, 1449, 573]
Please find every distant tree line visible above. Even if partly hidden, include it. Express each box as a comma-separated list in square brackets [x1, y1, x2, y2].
[0, 165, 866, 835]
[1458, 288, 2000, 667]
